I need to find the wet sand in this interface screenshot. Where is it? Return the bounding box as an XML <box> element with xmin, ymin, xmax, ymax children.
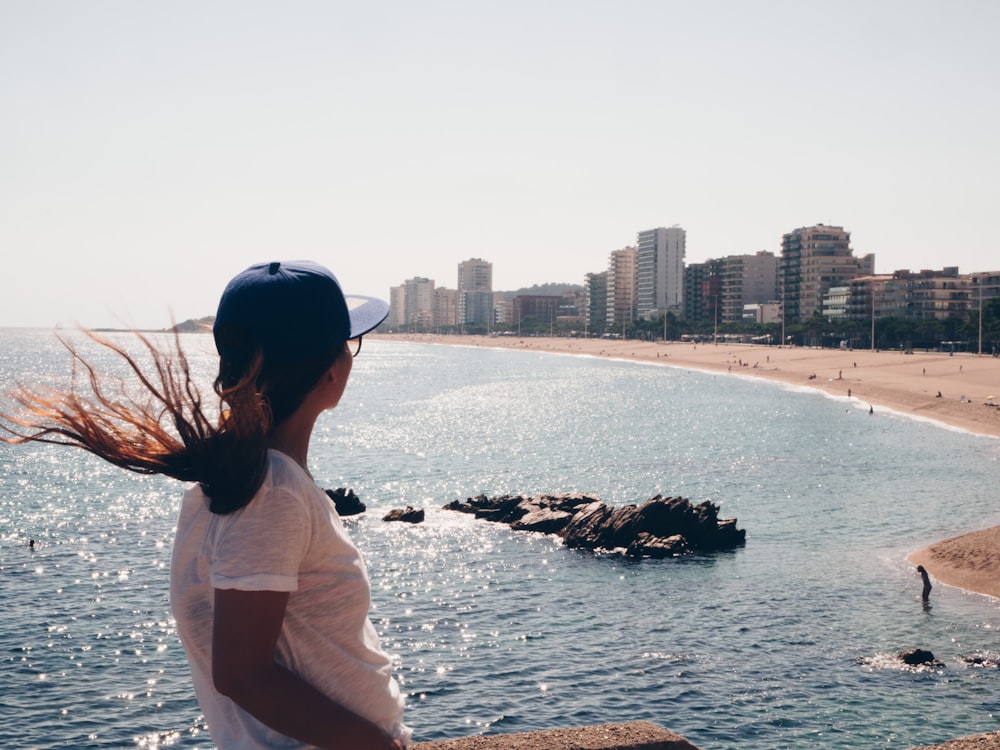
<box><xmin>909</xmin><ymin>527</ymin><xmax>1000</xmax><ymax>600</ymax></box>
<box><xmin>378</xmin><ymin>333</ymin><xmax>1000</xmax><ymax>600</ymax></box>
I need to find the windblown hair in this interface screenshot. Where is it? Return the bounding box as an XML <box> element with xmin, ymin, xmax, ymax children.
<box><xmin>0</xmin><ymin>330</ymin><xmax>341</xmax><ymax>514</ymax></box>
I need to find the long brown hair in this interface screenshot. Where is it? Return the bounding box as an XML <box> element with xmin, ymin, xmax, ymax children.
<box><xmin>0</xmin><ymin>329</ymin><xmax>341</xmax><ymax>514</ymax></box>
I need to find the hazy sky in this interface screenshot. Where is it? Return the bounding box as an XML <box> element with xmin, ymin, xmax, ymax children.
<box><xmin>3</xmin><ymin>0</ymin><xmax>998</xmax><ymax>328</ymax></box>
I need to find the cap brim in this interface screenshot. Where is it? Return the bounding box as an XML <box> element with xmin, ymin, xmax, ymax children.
<box><xmin>345</xmin><ymin>294</ymin><xmax>390</xmax><ymax>338</ymax></box>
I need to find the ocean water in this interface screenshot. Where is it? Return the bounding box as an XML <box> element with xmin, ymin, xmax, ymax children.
<box><xmin>3</xmin><ymin>329</ymin><xmax>1000</xmax><ymax>750</ymax></box>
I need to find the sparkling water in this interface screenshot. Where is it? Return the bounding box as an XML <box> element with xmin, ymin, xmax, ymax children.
<box><xmin>2</xmin><ymin>329</ymin><xmax>1000</xmax><ymax>749</ymax></box>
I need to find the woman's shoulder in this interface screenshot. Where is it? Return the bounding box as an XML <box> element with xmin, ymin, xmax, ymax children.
<box><xmin>261</xmin><ymin>450</ymin><xmax>325</xmax><ymax>504</ymax></box>
<box><xmin>264</xmin><ymin>449</ymin><xmax>307</xmax><ymax>482</ymax></box>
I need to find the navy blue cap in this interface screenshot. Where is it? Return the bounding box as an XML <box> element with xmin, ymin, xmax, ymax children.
<box><xmin>213</xmin><ymin>261</ymin><xmax>389</xmax><ymax>364</ymax></box>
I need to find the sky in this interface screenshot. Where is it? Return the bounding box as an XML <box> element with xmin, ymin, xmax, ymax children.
<box><xmin>2</xmin><ymin>0</ymin><xmax>998</xmax><ymax>329</ymax></box>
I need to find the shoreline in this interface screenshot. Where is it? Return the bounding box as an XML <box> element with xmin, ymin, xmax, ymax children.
<box><xmin>378</xmin><ymin>333</ymin><xmax>1000</xmax><ymax>440</ymax></box>
<box><xmin>375</xmin><ymin>333</ymin><xmax>1000</xmax><ymax>601</ymax></box>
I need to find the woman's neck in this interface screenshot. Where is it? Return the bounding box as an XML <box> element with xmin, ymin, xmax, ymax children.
<box><xmin>266</xmin><ymin>412</ymin><xmax>317</xmax><ymax>475</ymax></box>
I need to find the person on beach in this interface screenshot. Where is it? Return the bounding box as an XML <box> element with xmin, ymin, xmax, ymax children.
<box><xmin>917</xmin><ymin>565</ymin><xmax>932</xmax><ymax>601</ymax></box>
<box><xmin>0</xmin><ymin>260</ymin><xmax>410</xmax><ymax>749</ymax></box>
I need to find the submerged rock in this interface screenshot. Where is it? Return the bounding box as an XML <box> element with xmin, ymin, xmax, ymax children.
<box><xmin>899</xmin><ymin>648</ymin><xmax>944</xmax><ymax>667</ymax></box>
<box><xmin>383</xmin><ymin>506</ymin><xmax>425</xmax><ymax>524</ymax></box>
<box><xmin>325</xmin><ymin>488</ymin><xmax>366</xmax><ymax>516</ymax></box>
<box><xmin>443</xmin><ymin>493</ymin><xmax>745</xmax><ymax>558</ymax></box>
<box><xmin>960</xmin><ymin>653</ymin><xmax>1000</xmax><ymax>668</ymax></box>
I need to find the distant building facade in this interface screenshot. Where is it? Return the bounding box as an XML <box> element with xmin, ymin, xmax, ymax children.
<box><xmin>971</xmin><ymin>272</ymin><xmax>1000</xmax><ymax>312</ymax></box>
<box><xmin>387</xmin><ymin>284</ymin><xmax>406</xmax><ymax>328</ymax></box>
<box><xmin>403</xmin><ymin>276</ymin><xmax>435</xmax><ymax>330</ymax></box>
<box><xmin>845</xmin><ymin>268</ymin><xmax>972</xmax><ymax>322</ymax></box>
<box><xmin>636</xmin><ymin>226</ymin><xmax>685</xmax><ymax>319</ymax></box>
<box><xmin>457</xmin><ymin>258</ymin><xmax>494</xmax><ymax>327</ymax></box>
<box><xmin>899</xmin><ymin>267</ymin><xmax>969</xmax><ymax>319</ymax></box>
<box><xmin>493</xmin><ymin>296</ymin><xmax>512</xmax><ymax>326</ymax></box>
<box><xmin>606</xmin><ymin>246</ymin><xmax>637</xmax><ymax>332</ymax></box>
<box><xmin>822</xmin><ymin>285</ymin><xmax>850</xmax><ymax>319</ymax></box>
<box><xmin>513</xmin><ymin>295</ymin><xmax>562</xmax><ymax>329</ymax></box>
<box><xmin>780</xmin><ymin>224</ymin><xmax>874</xmax><ymax>323</ymax></box>
<box><xmin>720</xmin><ymin>251</ymin><xmax>778</xmax><ymax>324</ymax></box>
<box><xmin>683</xmin><ymin>259</ymin><xmax>722</xmax><ymax>323</ymax></box>
<box><xmin>744</xmin><ymin>302</ymin><xmax>782</xmax><ymax>325</ymax></box>
<box><xmin>434</xmin><ymin>287</ymin><xmax>459</xmax><ymax>329</ymax></box>
<box><xmin>584</xmin><ymin>271</ymin><xmax>608</xmax><ymax>333</ymax></box>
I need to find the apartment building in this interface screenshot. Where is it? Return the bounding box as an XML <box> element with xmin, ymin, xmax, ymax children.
<box><xmin>387</xmin><ymin>284</ymin><xmax>407</xmax><ymax>328</ymax></box>
<box><xmin>846</xmin><ymin>269</ymin><xmax>971</xmax><ymax>321</ymax></box>
<box><xmin>606</xmin><ymin>246</ymin><xmax>637</xmax><ymax>332</ymax></box>
<box><xmin>683</xmin><ymin>259</ymin><xmax>722</xmax><ymax>323</ymax></box>
<box><xmin>402</xmin><ymin>277</ymin><xmax>435</xmax><ymax>330</ymax></box>
<box><xmin>636</xmin><ymin>226</ymin><xmax>685</xmax><ymax>319</ymax></box>
<box><xmin>434</xmin><ymin>287</ymin><xmax>459</xmax><ymax>329</ymax></box>
<box><xmin>584</xmin><ymin>271</ymin><xmax>608</xmax><ymax>333</ymax></box>
<box><xmin>971</xmin><ymin>272</ymin><xmax>1000</xmax><ymax>312</ymax></box>
<box><xmin>457</xmin><ymin>257</ymin><xmax>494</xmax><ymax>326</ymax></box>
<box><xmin>899</xmin><ymin>268</ymin><xmax>969</xmax><ymax>319</ymax></box>
<box><xmin>513</xmin><ymin>295</ymin><xmax>562</xmax><ymax>327</ymax></box>
<box><xmin>720</xmin><ymin>251</ymin><xmax>778</xmax><ymax>324</ymax></box>
<box><xmin>780</xmin><ymin>224</ymin><xmax>874</xmax><ymax>322</ymax></box>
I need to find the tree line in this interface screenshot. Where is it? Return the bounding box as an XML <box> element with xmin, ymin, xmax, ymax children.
<box><xmin>409</xmin><ymin>297</ymin><xmax>1000</xmax><ymax>355</ymax></box>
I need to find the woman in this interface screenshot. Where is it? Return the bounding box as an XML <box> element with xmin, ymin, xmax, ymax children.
<box><xmin>1</xmin><ymin>260</ymin><xmax>410</xmax><ymax>749</ymax></box>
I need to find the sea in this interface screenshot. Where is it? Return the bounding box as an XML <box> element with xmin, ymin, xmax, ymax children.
<box><xmin>2</xmin><ymin>328</ymin><xmax>1000</xmax><ymax>750</ymax></box>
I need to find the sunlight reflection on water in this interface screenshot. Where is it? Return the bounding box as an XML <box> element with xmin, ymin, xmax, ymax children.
<box><xmin>3</xmin><ymin>334</ymin><xmax>1000</xmax><ymax>748</ymax></box>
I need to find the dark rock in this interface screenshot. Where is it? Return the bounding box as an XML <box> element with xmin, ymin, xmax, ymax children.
<box><xmin>383</xmin><ymin>506</ymin><xmax>425</xmax><ymax>523</ymax></box>
<box><xmin>899</xmin><ymin>648</ymin><xmax>943</xmax><ymax>667</ymax></box>
<box><xmin>627</xmin><ymin>532</ymin><xmax>690</xmax><ymax>558</ymax></box>
<box><xmin>561</xmin><ymin>501</ymin><xmax>614</xmax><ymax>549</ymax></box>
<box><xmin>445</xmin><ymin>494</ymin><xmax>526</xmax><ymax>523</ymax></box>
<box><xmin>444</xmin><ymin>492</ymin><xmax>745</xmax><ymax>558</ymax></box>
<box><xmin>511</xmin><ymin>493</ymin><xmax>596</xmax><ymax>534</ymax></box>
<box><xmin>961</xmin><ymin>654</ymin><xmax>1000</xmax><ymax>668</ymax></box>
<box><xmin>325</xmin><ymin>488</ymin><xmax>366</xmax><ymax>516</ymax></box>
<box><xmin>512</xmin><ymin>506</ymin><xmax>575</xmax><ymax>534</ymax></box>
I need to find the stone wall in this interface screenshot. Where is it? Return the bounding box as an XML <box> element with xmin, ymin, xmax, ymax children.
<box><xmin>410</xmin><ymin>721</ymin><xmax>1000</xmax><ymax>749</ymax></box>
<box><xmin>412</xmin><ymin>722</ymin><xmax>702</xmax><ymax>750</ymax></box>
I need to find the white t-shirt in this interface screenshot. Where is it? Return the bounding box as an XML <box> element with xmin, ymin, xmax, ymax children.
<box><xmin>170</xmin><ymin>449</ymin><xmax>411</xmax><ymax>748</ymax></box>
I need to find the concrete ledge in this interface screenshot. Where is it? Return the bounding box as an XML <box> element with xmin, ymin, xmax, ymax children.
<box><xmin>412</xmin><ymin>721</ymin><xmax>702</xmax><ymax>750</ymax></box>
<box><xmin>909</xmin><ymin>731</ymin><xmax>1000</xmax><ymax>749</ymax></box>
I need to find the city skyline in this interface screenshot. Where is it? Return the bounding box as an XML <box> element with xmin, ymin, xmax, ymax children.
<box><xmin>3</xmin><ymin>1</ymin><xmax>999</xmax><ymax>329</ymax></box>
<box><xmin>391</xmin><ymin>226</ymin><xmax>998</xmax><ymax>333</ymax></box>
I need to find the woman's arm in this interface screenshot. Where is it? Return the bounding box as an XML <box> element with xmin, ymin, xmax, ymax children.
<box><xmin>212</xmin><ymin>588</ymin><xmax>404</xmax><ymax>749</ymax></box>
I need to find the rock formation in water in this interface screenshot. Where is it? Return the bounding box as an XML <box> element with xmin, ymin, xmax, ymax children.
<box><xmin>383</xmin><ymin>506</ymin><xmax>425</xmax><ymax>523</ymax></box>
<box><xmin>325</xmin><ymin>488</ymin><xmax>366</xmax><ymax>516</ymax></box>
<box><xmin>443</xmin><ymin>493</ymin><xmax>745</xmax><ymax>557</ymax></box>
<box><xmin>961</xmin><ymin>653</ymin><xmax>1000</xmax><ymax>668</ymax></box>
<box><xmin>899</xmin><ymin>648</ymin><xmax>943</xmax><ymax>667</ymax></box>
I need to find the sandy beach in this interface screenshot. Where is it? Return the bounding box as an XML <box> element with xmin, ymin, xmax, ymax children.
<box><xmin>378</xmin><ymin>333</ymin><xmax>1000</xmax><ymax>602</ymax></box>
<box><xmin>382</xmin><ymin>333</ymin><xmax>1000</xmax><ymax>439</ymax></box>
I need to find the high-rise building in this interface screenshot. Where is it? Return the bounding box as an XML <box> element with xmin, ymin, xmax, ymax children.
<box><xmin>606</xmin><ymin>246</ymin><xmax>637</xmax><ymax>332</ymax></box>
<box><xmin>388</xmin><ymin>285</ymin><xmax>406</xmax><ymax>328</ymax></box>
<box><xmin>720</xmin><ymin>251</ymin><xmax>778</xmax><ymax>324</ymax></box>
<box><xmin>457</xmin><ymin>258</ymin><xmax>493</xmax><ymax>326</ymax></box>
<box><xmin>636</xmin><ymin>226</ymin><xmax>685</xmax><ymax>319</ymax></box>
<box><xmin>403</xmin><ymin>277</ymin><xmax>435</xmax><ymax>330</ymax></box>
<box><xmin>584</xmin><ymin>271</ymin><xmax>608</xmax><ymax>333</ymax></box>
<box><xmin>780</xmin><ymin>224</ymin><xmax>874</xmax><ymax>323</ymax></box>
<box><xmin>683</xmin><ymin>259</ymin><xmax>723</xmax><ymax>323</ymax></box>
<box><xmin>434</xmin><ymin>287</ymin><xmax>459</xmax><ymax>329</ymax></box>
